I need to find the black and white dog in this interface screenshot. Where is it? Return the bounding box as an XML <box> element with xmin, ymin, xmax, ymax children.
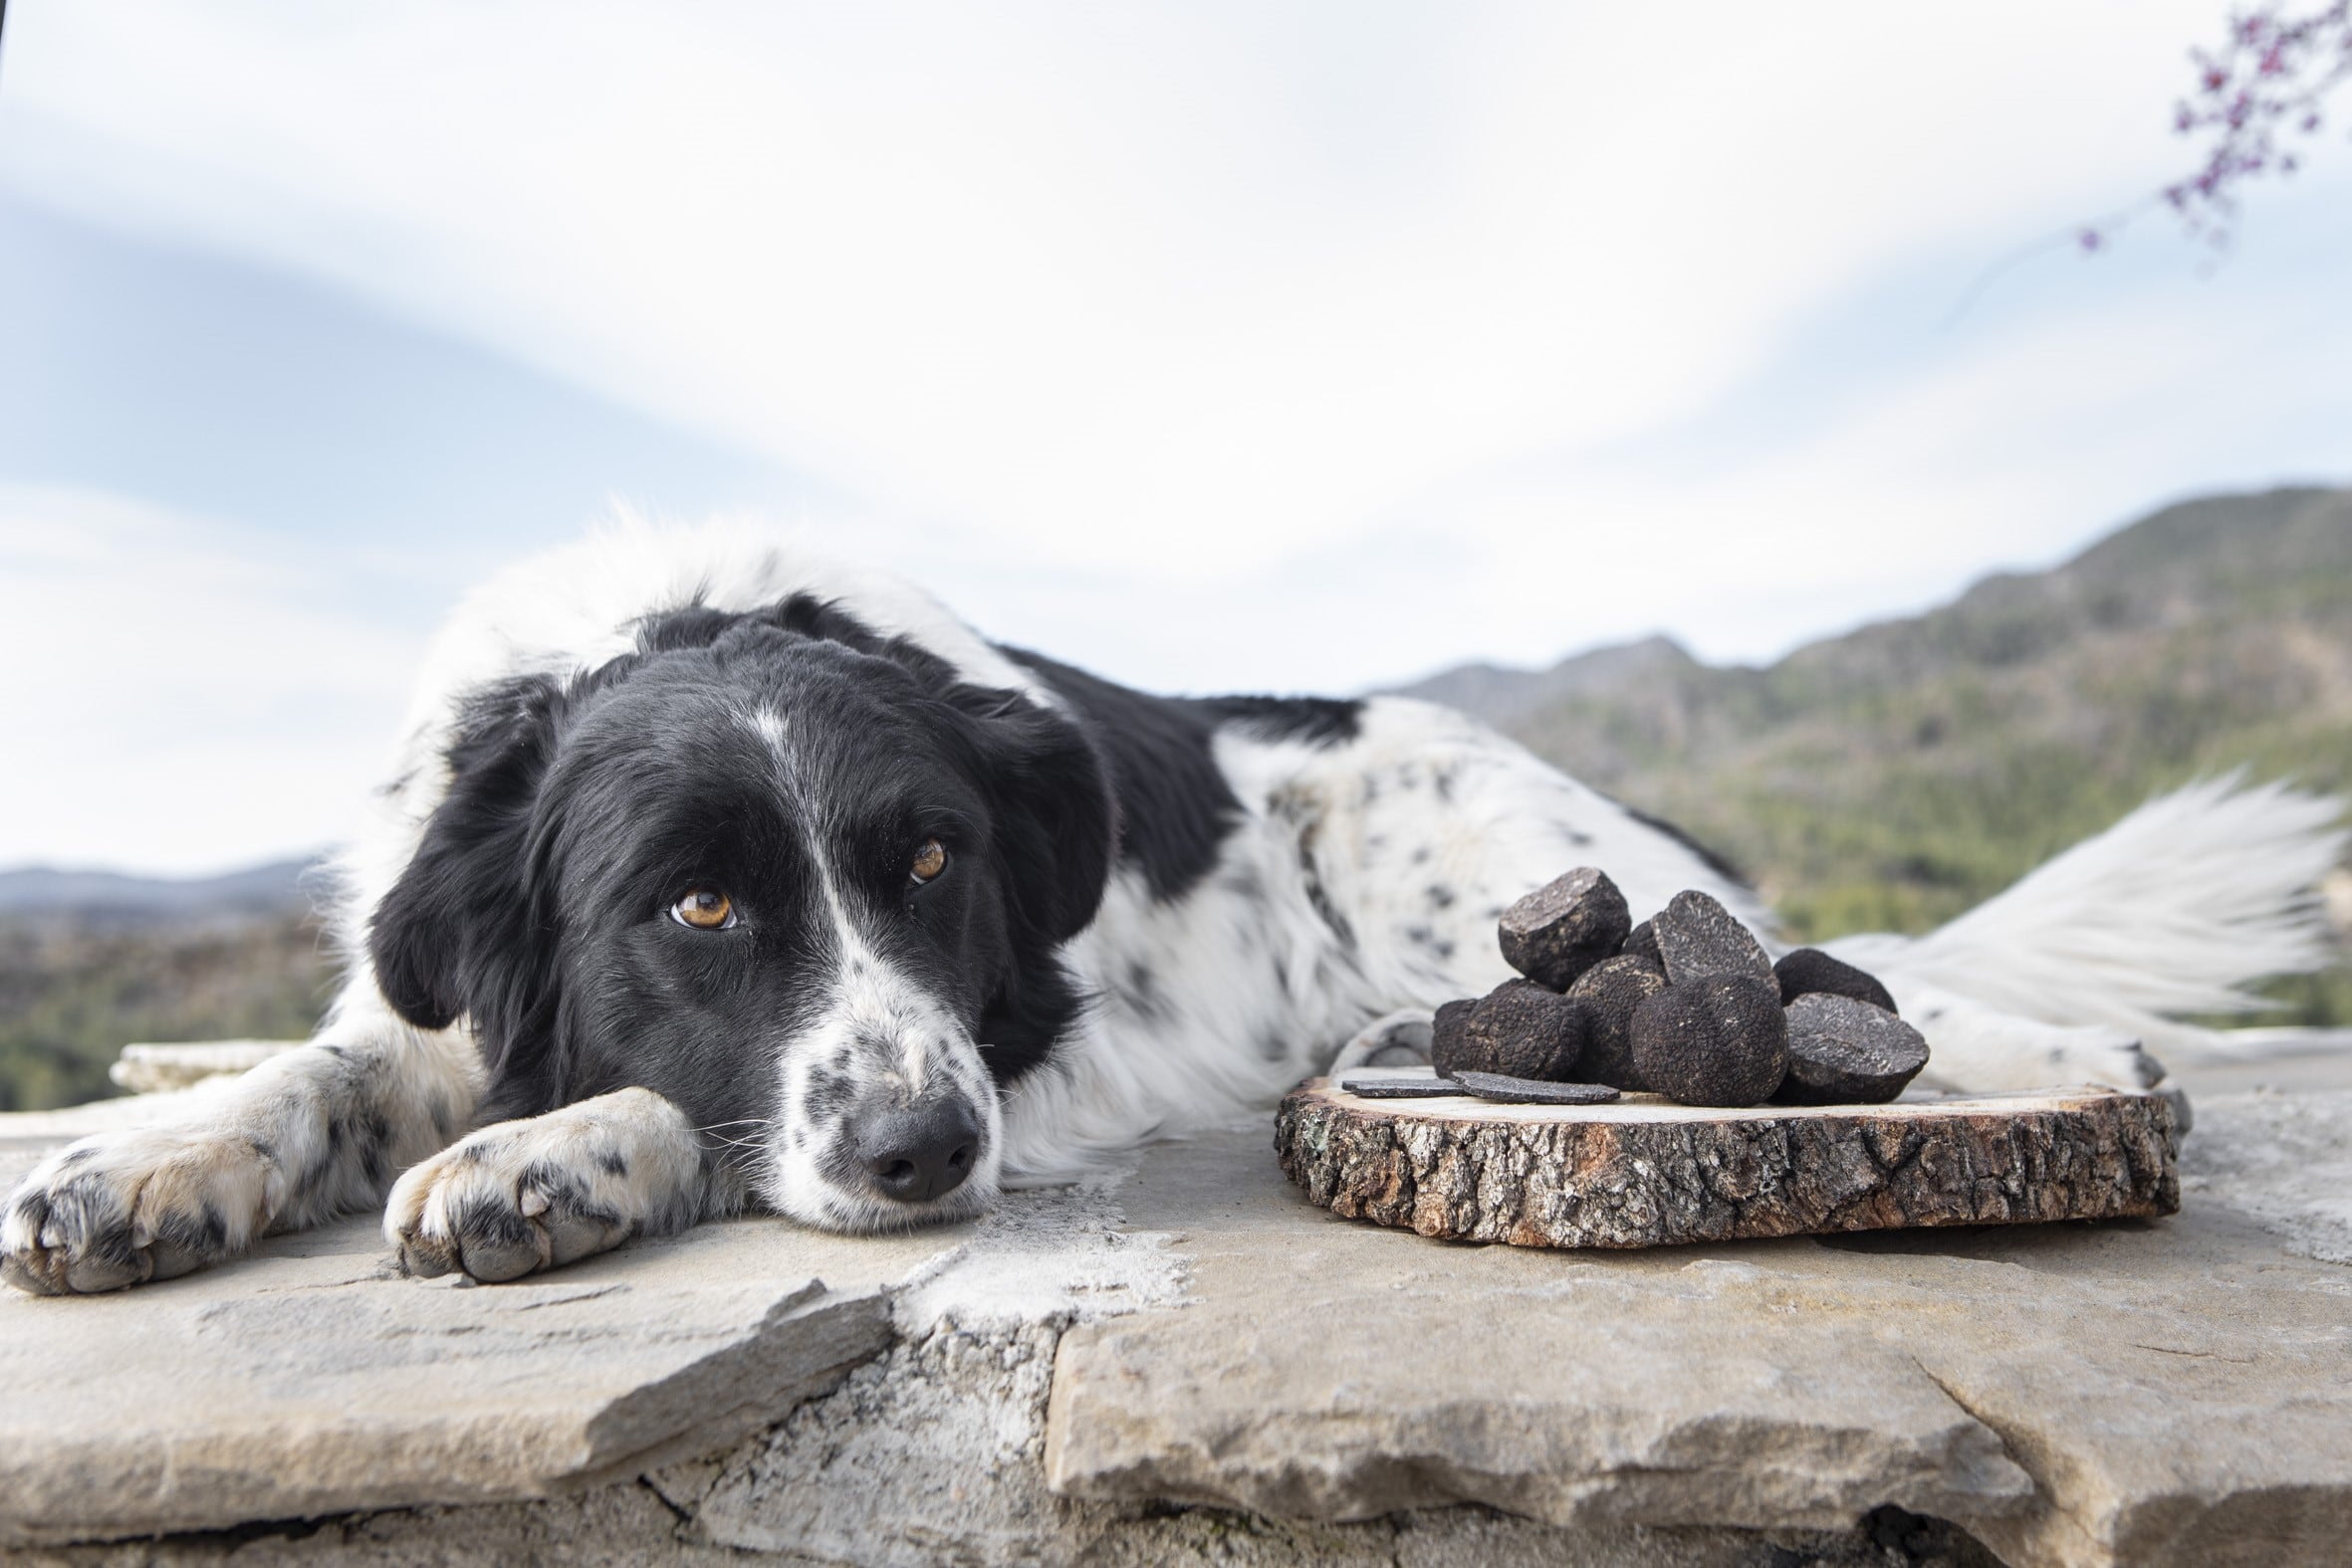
<box><xmin>5</xmin><ymin>523</ymin><xmax>2343</xmax><ymax>1293</ymax></box>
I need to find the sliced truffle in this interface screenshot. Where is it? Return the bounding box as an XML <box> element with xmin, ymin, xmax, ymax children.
<box><xmin>1651</xmin><ymin>889</ymin><xmax>1774</xmax><ymax>986</ymax></box>
<box><xmin>1565</xmin><ymin>954</ymin><xmax>1668</xmax><ymax>1091</ymax></box>
<box><xmin>1339</xmin><ymin>1074</ymin><xmax>1477</xmax><ymax>1099</ymax></box>
<box><xmin>1772</xmin><ymin>948</ymin><xmax>1899</xmax><ymax>1015</ymax></box>
<box><xmin>1451</xmin><ymin>1071</ymin><xmax>1620</xmax><ymax>1105</ymax></box>
<box><xmin>1431</xmin><ymin>979</ymin><xmax>1587</xmax><ymax>1082</ymax></box>
<box><xmin>1774</xmin><ymin>994</ymin><xmax>1929</xmax><ymax>1105</ymax></box>
<box><xmin>1498</xmin><ymin>867</ymin><xmax>1632</xmax><ymax>992</ymax></box>
<box><xmin>1629</xmin><ymin>974</ymin><xmax>1788</xmax><ymax>1106</ymax></box>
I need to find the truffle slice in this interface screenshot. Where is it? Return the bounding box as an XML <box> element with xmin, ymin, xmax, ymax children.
<box><xmin>1451</xmin><ymin>1071</ymin><xmax>1620</xmax><ymax>1105</ymax></box>
<box><xmin>1565</xmin><ymin>954</ymin><xmax>1668</xmax><ymax>1091</ymax></box>
<box><xmin>1498</xmin><ymin>867</ymin><xmax>1632</xmax><ymax>992</ymax></box>
<box><xmin>1339</xmin><ymin>1074</ymin><xmax>1477</xmax><ymax>1099</ymax></box>
<box><xmin>1773</xmin><ymin>948</ymin><xmax>1899</xmax><ymax>1015</ymax></box>
<box><xmin>1432</xmin><ymin>980</ymin><xmax>1587</xmax><ymax>1082</ymax></box>
<box><xmin>1629</xmin><ymin>974</ymin><xmax>1788</xmax><ymax>1106</ymax></box>
<box><xmin>1651</xmin><ymin>889</ymin><xmax>1774</xmax><ymax>986</ymax></box>
<box><xmin>1774</xmin><ymin>994</ymin><xmax>1929</xmax><ymax>1105</ymax></box>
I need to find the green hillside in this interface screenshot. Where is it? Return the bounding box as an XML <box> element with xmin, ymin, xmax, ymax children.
<box><xmin>1464</xmin><ymin>486</ymin><xmax>2352</xmax><ymax>1019</ymax></box>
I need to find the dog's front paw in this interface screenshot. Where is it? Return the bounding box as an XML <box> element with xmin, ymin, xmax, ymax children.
<box><xmin>384</xmin><ymin>1088</ymin><xmax>700</xmax><ymax>1283</ymax></box>
<box><xmin>2</xmin><ymin>1127</ymin><xmax>275</xmax><ymax>1296</ymax></box>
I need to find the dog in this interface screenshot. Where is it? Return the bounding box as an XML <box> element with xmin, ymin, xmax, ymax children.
<box><xmin>4</xmin><ymin>521</ymin><xmax>2343</xmax><ymax>1293</ymax></box>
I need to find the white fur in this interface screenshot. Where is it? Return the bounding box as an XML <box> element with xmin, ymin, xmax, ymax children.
<box><xmin>742</xmin><ymin>705</ymin><xmax>1006</xmax><ymax>1232</ymax></box>
<box><xmin>1827</xmin><ymin>776</ymin><xmax>2348</xmax><ymax>1052</ymax></box>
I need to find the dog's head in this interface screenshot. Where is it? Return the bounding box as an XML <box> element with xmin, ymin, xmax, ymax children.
<box><xmin>367</xmin><ymin>598</ymin><xmax>1113</xmax><ymax>1231</ymax></box>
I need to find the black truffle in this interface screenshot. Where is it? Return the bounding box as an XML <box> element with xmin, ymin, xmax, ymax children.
<box><xmin>1621</xmin><ymin>918</ymin><xmax>1663</xmax><ymax>968</ymax></box>
<box><xmin>1431</xmin><ymin>979</ymin><xmax>1587</xmax><ymax>1082</ymax></box>
<box><xmin>1565</xmin><ymin>954</ymin><xmax>1668</xmax><ymax>1091</ymax></box>
<box><xmin>1451</xmin><ymin>1071</ymin><xmax>1621</xmax><ymax>1105</ymax></box>
<box><xmin>1339</xmin><ymin>1074</ymin><xmax>1477</xmax><ymax>1099</ymax></box>
<box><xmin>1772</xmin><ymin>948</ymin><xmax>1899</xmax><ymax>1015</ymax></box>
<box><xmin>1498</xmin><ymin>867</ymin><xmax>1631</xmax><ymax>992</ymax></box>
<box><xmin>1430</xmin><ymin>999</ymin><xmax>1477</xmax><ymax>1066</ymax></box>
<box><xmin>1651</xmin><ymin>889</ymin><xmax>1774</xmax><ymax>986</ymax></box>
<box><xmin>1629</xmin><ymin>974</ymin><xmax>1788</xmax><ymax>1106</ymax></box>
<box><xmin>1774</xmin><ymin>994</ymin><xmax>1930</xmax><ymax>1105</ymax></box>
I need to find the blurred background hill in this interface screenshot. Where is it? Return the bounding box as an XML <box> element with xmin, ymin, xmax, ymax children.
<box><xmin>1393</xmin><ymin>483</ymin><xmax>2352</xmax><ymax>1015</ymax></box>
<box><xmin>0</xmin><ymin>860</ymin><xmax>332</xmax><ymax>1111</ymax></box>
<box><xmin>1</xmin><ymin>484</ymin><xmax>2346</xmax><ymax>1111</ymax></box>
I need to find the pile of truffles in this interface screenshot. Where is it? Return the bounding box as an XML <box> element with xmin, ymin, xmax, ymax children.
<box><xmin>1380</xmin><ymin>867</ymin><xmax>1928</xmax><ymax>1109</ymax></box>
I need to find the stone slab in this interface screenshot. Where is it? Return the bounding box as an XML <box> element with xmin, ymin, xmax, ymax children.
<box><xmin>1278</xmin><ymin>1079</ymin><xmax>2179</xmax><ymax>1248</ymax></box>
<box><xmin>1050</xmin><ymin>1087</ymin><xmax>2352</xmax><ymax>1568</ymax></box>
<box><xmin>0</xmin><ymin>1129</ymin><xmax>960</xmax><ymax>1546</ymax></box>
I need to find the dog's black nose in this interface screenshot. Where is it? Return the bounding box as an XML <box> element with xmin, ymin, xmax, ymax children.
<box><xmin>854</xmin><ymin>1097</ymin><xmax>980</xmax><ymax>1204</ymax></box>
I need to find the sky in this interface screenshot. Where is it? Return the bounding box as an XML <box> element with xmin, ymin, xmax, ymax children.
<box><xmin>1</xmin><ymin>1</ymin><xmax>2348</xmax><ymax>875</ymax></box>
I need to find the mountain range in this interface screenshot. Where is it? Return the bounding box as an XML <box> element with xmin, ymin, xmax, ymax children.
<box><xmin>1391</xmin><ymin>484</ymin><xmax>2352</xmax><ymax>962</ymax></box>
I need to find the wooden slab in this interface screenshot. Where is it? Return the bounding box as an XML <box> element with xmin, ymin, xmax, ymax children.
<box><xmin>1276</xmin><ymin>1077</ymin><xmax>2179</xmax><ymax>1248</ymax></box>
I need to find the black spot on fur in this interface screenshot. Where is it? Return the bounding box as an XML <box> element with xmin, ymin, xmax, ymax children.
<box><xmin>804</xmin><ymin>1071</ymin><xmax>853</xmax><ymax>1121</ymax></box>
<box><xmin>596</xmin><ymin>1150</ymin><xmax>630</xmax><ymax>1178</ymax></box>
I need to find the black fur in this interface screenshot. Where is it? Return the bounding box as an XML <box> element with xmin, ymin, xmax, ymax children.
<box><xmin>1002</xmin><ymin>647</ymin><xmax>1363</xmax><ymax>902</ymax></box>
<box><xmin>369</xmin><ymin>601</ymin><xmax>1118</xmax><ymax>1133</ymax></box>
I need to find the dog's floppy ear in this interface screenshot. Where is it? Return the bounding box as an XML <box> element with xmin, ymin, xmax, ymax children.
<box><xmin>945</xmin><ymin>687</ymin><xmax>1117</xmax><ymax>948</ymax></box>
<box><xmin>368</xmin><ymin>677</ymin><xmax>566</xmax><ymax>1048</ymax></box>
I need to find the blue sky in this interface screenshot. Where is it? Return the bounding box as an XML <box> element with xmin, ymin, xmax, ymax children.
<box><xmin>2</xmin><ymin>1</ymin><xmax>2348</xmax><ymax>873</ymax></box>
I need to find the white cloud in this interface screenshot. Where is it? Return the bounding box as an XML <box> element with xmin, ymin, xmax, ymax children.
<box><xmin>0</xmin><ymin>486</ymin><xmax>427</xmax><ymax>873</ymax></box>
<box><xmin>0</xmin><ymin>1</ymin><xmax>2347</xmax><ymax>871</ymax></box>
<box><xmin>3</xmin><ymin>2</ymin><xmax>2316</xmax><ymax>581</ymax></box>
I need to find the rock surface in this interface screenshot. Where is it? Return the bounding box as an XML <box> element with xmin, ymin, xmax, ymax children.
<box><xmin>1062</xmin><ymin>1087</ymin><xmax>2352</xmax><ymax>1568</ymax></box>
<box><xmin>6</xmin><ymin>1066</ymin><xmax>2352</xmax><ymax>1567</ymax></box>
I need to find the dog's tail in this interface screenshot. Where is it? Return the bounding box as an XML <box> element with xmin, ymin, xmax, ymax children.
<box><xmin>1822</xmin><ymin>775</ymin><xmax>2347</xmax><ymax>1051</ymax></box>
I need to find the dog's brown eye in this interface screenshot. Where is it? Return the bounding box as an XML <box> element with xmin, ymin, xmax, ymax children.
<box><xmin>910</xmin><ymin>838</ymin><xmax>947</xmax><ymax>885</ymax></box>
<box><xmin>671</xmin><ymin>889</ymin><xmax>735</xmax><ymax>929</ymax></box>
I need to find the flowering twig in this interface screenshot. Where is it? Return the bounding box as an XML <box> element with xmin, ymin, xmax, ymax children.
<box><xmin>2084</xmin><ymin>2</ymin><xmax>2352</xmax><ymax>252</ymax></box>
